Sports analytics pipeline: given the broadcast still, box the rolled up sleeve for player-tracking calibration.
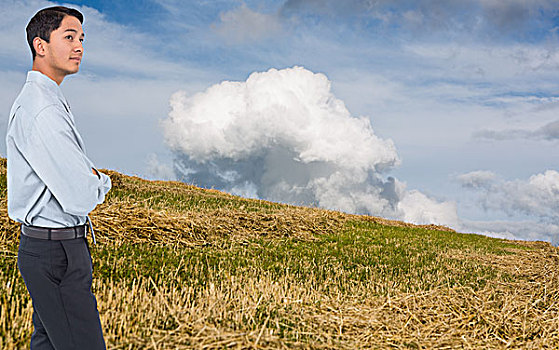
[20,106,110,216]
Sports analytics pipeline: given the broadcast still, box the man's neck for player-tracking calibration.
[31,61,65,85]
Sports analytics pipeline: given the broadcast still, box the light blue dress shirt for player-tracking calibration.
[6,71,111,234]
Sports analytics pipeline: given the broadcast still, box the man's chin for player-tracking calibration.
[65,67,80,75]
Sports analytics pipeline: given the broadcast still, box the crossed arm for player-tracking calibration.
[20,106,111,216]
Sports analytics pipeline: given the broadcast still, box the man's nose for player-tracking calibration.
[74,42,83,53]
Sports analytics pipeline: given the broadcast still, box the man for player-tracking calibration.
[6,6,111,349]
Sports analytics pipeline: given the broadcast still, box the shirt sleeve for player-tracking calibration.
[19,105,110,216]
[89,163,112,196]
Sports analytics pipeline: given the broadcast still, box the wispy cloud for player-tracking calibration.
[280,0,559,41]
[212,3,283,44]
[458,169,559,220]
[78,7,205,80]
[456,171,497,189]
[461,219,559,244]
[455,169,559,243]
[0,0,51,64]
[475,119,559,141]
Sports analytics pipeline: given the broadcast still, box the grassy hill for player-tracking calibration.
[1,157,558,349]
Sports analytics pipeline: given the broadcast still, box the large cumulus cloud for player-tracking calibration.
[161,66,458,226]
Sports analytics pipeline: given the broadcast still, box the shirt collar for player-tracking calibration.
[26,70,68,106]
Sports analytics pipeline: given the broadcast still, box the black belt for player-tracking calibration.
[21,224,87,240]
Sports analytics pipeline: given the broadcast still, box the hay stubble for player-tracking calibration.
[1,161,558,349]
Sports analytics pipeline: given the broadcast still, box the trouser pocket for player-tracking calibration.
[18,235,56,285]
[60,238,93,289]
[51,241,69,284]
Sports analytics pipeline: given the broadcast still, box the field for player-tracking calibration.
[1,158,559,349]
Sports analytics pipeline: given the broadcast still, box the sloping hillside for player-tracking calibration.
[1,158,558,349]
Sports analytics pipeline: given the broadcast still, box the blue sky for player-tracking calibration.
[2,0,559,242]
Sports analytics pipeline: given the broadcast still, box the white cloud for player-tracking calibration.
[457,170,497,189]
[212,3,283,44]
[462,219,559,244]
[163,66,399,169]
[77,6,204,79]
[145,153,177,181]
[0,0,51,62]
[459,169,559,226]
[161,66,463,227]
[474,119,559,141]
[281,0,558,40]
[402,10,424,27]
[397,189,460,228]
[452,169,559,243]
[478,0,557,30]
[403,43,559,84]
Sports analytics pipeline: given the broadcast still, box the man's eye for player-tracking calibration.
[79,38,84,43]
[66,35,73,40]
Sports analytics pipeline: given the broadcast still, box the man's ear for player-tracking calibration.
[33,37,46,57]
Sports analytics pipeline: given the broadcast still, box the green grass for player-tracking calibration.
[92,220,516,298]
[105,172,287,213]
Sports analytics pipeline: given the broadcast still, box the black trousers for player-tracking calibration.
[17,234,106,350]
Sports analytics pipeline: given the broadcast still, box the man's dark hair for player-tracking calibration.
[26,6,84,60]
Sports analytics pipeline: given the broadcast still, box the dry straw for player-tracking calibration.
[1,161,559,349]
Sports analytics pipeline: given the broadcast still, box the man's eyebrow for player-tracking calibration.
[63,28,85,37]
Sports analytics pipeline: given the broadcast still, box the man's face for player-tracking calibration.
[43,15,84,77]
